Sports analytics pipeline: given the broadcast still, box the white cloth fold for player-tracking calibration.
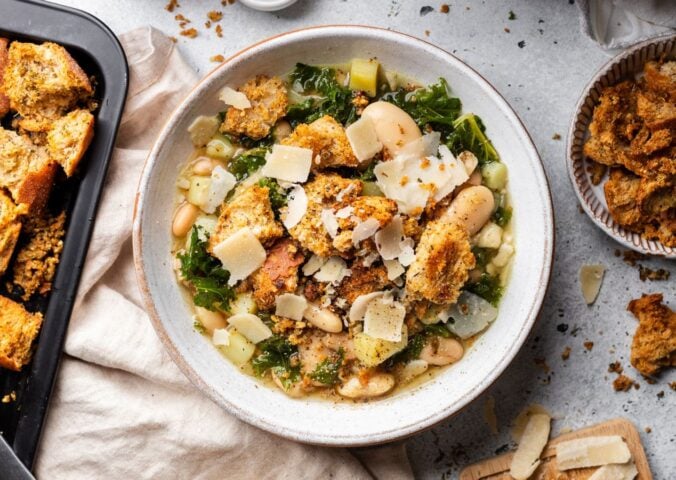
[35,26,412,480]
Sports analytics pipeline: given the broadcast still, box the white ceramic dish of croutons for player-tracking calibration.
[133,25,554,446]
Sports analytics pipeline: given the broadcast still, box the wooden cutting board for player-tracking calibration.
[459,418,652,480]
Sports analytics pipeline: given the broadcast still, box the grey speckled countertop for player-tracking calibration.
[49,0,676,478]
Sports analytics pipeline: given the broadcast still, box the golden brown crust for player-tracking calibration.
[0,295,43,371]
[336,263,391,304]
[405,220,475,304]
[282,115,359,171]
[627,293,676,377]
[209,184,284,250]
[333,196,397,253]
[643,60,676,102]
[47,108,95,176]
[5,41,92,127]
[0,38,9,117]
[221,75,288,140]
[251,238,304,310]
[0,190,24,276]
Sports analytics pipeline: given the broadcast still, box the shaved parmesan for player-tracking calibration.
[302,254,326,276]
[399,132,440,158]
[434,145,470,201]
[589,463,638,480]
[275,293,308,321]
[509,413,551,480]
[511,404,551,443]
[346,116,383,162]
[335,206,354,219]
[262,145,312,183]
[398,238,416,266]
[362,252,380,267]
[321,209,339,238]
[384,259,405,280]
[443,291,498,339]
[212,328,231,346]
[226,313,272,344]
[556,436,631,471]
[363,296,406,342]
[212,228,266,285]
[188,115,220,147]
[375,216,404,260]
[349,291,386,323]
[580,264,605,305]
[202,166,236,214]
[282,184,307,229]
[352,218,380,246]
[314,257,349,283]
[219,86,251,109]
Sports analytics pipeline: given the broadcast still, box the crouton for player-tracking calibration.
[604,168,644,230]
[332,196,397,253]
[627,293,676,377]
[0,127,56,212]
[406,220,475,304]
[4,41,92,130]
[0,38,9,117]
[282,115,359,170]
[288,174,361,257]
[47,109,95,176]
[636,89,676,131]
[209,184,284,250]
[0,190,25,276]
[221,75,288,140]
[0,295,43,371]
[644,60,676,102]
[336,262,391,303]
[251,238,304,310]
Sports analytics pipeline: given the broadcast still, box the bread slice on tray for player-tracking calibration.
[4,41,92,132]
[0,127,57,212]
[0,190,26,276]
[0,295,43,371]
[0,38,9,117]
[47,108,95,176]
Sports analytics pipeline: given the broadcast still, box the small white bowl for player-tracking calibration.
[238,0,297,12]
[567,34,676,258]
[133,26,554,446]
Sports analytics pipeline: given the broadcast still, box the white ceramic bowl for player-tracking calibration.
[133,26,554,446]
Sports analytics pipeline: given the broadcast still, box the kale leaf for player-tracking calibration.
[252,335,301,390]
[257,178,288,215]
[177,227,235,311]
[492,205,512,227]
[309,348,344,385]
[466,273,503,306]
[386,324,453,367]
[381,78,462,137]
[446,113,499,165]
[227,147,268,181]
[359,162,377,182]
[287,63,357,126]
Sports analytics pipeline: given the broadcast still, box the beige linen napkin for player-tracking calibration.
[34,26,413,480]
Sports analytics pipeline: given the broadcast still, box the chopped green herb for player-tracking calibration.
[193,321,206,334]
[359,162,377,182]
[386,323,452,367]
[252,335,301,390]
[446,113,499,165]
[257,178,288,212]
[492,206,512,227]
[472,246,496,268]
[381,78,462,137]
[227,147,267,181]
[508,10,516,20]
[466,273,503,306]
[177,227,236,311]
[309,348,344,385]
[423,324,452,338]
[217,110,226,123]
[287,63,357,126]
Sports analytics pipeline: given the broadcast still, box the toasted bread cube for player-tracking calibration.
[4,41,92,129]
[0,38,9,117]
[0,190,25,276]
[47,109,95,176]
[0,295,43,371]
[0,127,56,212]
[220,75,288,140]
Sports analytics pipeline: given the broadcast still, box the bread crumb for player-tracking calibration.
[534,357,550,373]
[165,0,179,12]
[440,4,449,13]
[180,28,198,39]
[215,25,223,38]
[584,341,594,351]
[613,374,635,391]
[504,27,511,33]
[608,361,623,373]
[552,133,561,140]
[561,346,571,360]
[627,293,676,377]
[644,426,652,433]
[208,11,223,22]
[424,30,431,37]
[638,265,670,282]
[670,381,676,391]
[205,20,212,29]
[210,55,225,63]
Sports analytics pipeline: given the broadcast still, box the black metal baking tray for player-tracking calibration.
[0,0,128,470]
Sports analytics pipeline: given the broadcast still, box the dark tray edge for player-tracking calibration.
[1,0,129,469]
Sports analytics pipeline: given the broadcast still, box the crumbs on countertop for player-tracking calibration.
[584,341,594,351]
[508,10,516,20]
[180,28,198,38]
[215,25,224,38]
[210,54,225,63]
[440,4,449,14]
[165,0,179,12]
[608,361,623,374]
[671,381,676,391]
[552,133,561,140]
[208,10,224,22]
[613,374,636,391]
[561,346,571,360]
[638,265,670,282]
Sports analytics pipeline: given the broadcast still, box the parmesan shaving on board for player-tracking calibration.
[580,264,605,305]
[509,413,551,480]
[556,435,631,471]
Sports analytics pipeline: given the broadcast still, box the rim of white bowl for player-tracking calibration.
[239,0,298,12]
[133,25,555,446]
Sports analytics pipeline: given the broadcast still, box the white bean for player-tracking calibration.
[303,304,343,333]
[337,373,395,399]
[361,101,422,156]
[192,157,215,175]
[172,202,201,237]
[273,120,292,141]
[458,151,479,175]
[399,359,429,384]
[194,306,227,333]
[468,170,482,186]
[441,185,495,235]
[420,337,464,366]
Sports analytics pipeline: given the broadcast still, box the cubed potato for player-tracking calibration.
[354,325,408,367]
[349,58,379,97]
